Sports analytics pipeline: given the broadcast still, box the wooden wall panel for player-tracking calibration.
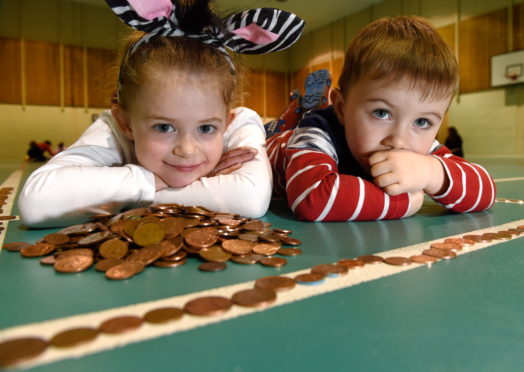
[291,68,309,95]
[265,71,287,118]
[86,47,117,108]
[63,45,84,107]
[243,69,264,117]
[25,40,60,105]
[437,24,455,52]
[514,2,524,50]
[331,57,344,90]
[0,37,21,104]
[459,9,508,93]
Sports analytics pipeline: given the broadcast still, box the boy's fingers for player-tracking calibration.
[368,151,388,166]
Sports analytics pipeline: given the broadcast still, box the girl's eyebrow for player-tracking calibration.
[145,115,223,123]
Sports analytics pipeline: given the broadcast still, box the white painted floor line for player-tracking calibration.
[495,177,524,183]
[2,217,524,370]
[0,170,23,250]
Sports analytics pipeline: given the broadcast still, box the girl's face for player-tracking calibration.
[115,71,231,188]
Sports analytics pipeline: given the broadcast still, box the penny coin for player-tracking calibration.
[423,248,456,259]
[279,236,301,246]
[294,273,325,285]
[40,256,56,265]
[444,238,475,247]
[49,327,98,348]
[143,307,184,324]
[232,288,277,308]
[95,258,124,272]
[383,256,412,266]
[199,246,232,263]
[133,222,166,246]
[338,259,365,269]
[198,262,227,272]
[230,253,265,264]
[184,296,233,316]
[259,257,287,267]
[238,233,259,242]
[57,248,94,259]
[99,315,143,334]
[99,238,128,259]
[430,242,461,251]
[127,244,163,265]
[3,242,32,252]
[242,221,265,231]
[43,233,70,246]
[106,261,144,280]
[255,276,296,292]
[54,255,93,273]
[273,228,292,234]
[409,254,437,265]
[154,258,187,268]
[222,239,253,255]
[277,248,302,256]
[357,254,384,264]
[0,337,48,367]
[493,232,512,240]
[463,234,489,243]
[77,231,111,246]
[159,238,182,257]
[252,242,279,256]
[20,243,55,258]
[311,264,348,277]
[184,230,217,249]
[162,250,187,262]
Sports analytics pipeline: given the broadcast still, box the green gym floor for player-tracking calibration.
[1,158,523,372]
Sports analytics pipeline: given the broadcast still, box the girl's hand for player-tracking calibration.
[154,173,169,192]
[209,147,258,176]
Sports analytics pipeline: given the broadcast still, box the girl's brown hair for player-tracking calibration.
[338,16,458,101]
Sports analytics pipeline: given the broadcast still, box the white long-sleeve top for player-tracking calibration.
[18,107,272,227]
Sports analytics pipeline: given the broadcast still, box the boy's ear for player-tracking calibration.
[330,88,345,125]
[111,104,134,141]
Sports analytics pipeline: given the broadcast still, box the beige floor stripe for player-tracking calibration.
[2,218,524,370]
[0,170,22,250]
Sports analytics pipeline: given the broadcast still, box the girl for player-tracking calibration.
[18,0,304,227]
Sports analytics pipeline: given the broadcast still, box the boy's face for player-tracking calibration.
[114,72,230,188]
[331,77,451,174]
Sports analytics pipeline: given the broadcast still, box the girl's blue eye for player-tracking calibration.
[372,109,390,120]
[198,124,216,134]
[414,118,431,129]
[154,123,174,133]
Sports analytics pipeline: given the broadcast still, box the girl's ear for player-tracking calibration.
[226,110,236,128]
[330,88,346,125]
[111,104,134,141]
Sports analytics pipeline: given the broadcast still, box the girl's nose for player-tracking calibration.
[172,135,196,157]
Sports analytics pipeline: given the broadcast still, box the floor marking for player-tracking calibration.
[495,176,524,183]
[0,170,23,250]
[2,218,524,370]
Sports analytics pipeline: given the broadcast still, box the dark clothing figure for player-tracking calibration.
[27,141,47,162]
[445,127,464,157]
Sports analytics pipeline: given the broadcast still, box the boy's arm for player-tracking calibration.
[429,145,496,212]
[284,147,413,221]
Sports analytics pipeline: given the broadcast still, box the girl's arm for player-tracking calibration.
[18,116,156,227]
[154,107,272,218]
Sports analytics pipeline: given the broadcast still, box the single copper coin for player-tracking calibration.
[57,222,98,235]
[143,307,184,324]
[232,288,277,308]
[430,242,462,251]
[184,230,217,249]
[127,244,163,265]
[54,255,93,273]
[294,273,325,285]
[0,215,15,221]
[49,327,98,348]
[43,233,70,246]
[255,276,296,292]
[56,248,94,259]
[199,246,232,263]
[154,258,187,268]
[242,221,265,231]
[99,238,129,259]
[198,262,227,272]
[423,248,456,260]
[162,250,187,262]
[184,296,233,316]
[463,234,489,243]
[106,261,144,280]
[222,239,254,255]
[40,255,56,266]
[259,257,287,267]
[357,254,384,264]
[277,248,302,256]
[230,254,258,264]
[99,315,143,334]
[20,242,55,258]
[159,238,182,257]
[77,231,111,246]
[383,256,412,266]
[252,242,280,256]
[3,241,31,252]
[133,222,166,246]
[444,238,475,247]
[311,264,348,277]
[0,337,48,367]
[409,254,437,265]
[279,235,301,246]
[95,258,125,272]
[338,258,365,269]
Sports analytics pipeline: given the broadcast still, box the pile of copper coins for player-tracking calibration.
[0,187,15,236]
[3,204,302,280]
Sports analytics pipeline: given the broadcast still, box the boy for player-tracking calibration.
[267,16,495,221]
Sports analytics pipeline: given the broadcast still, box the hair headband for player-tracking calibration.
[105,0,305,69]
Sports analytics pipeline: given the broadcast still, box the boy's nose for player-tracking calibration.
[383,128,407,149]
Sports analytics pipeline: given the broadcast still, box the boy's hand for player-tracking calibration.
[369,149,446,196]
[209,147,258,176]
[405,190,424,217]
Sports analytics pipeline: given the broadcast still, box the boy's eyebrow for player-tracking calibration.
[367,98,443,120]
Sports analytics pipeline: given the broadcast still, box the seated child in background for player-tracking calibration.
[267,15,495,221]
[18,0,305,227]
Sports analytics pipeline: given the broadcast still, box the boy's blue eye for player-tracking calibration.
[154,123,174,133]
[198,124,216,134]
[414,118,431,129]
[372,109,390,120]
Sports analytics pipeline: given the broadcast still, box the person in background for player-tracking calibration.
[26,141,47,162]
[444,126,464,157]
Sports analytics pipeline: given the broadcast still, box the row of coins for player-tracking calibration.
[1,223,523,367]
[0,187,15,236]
[4,204,302,279]
[496,197,524,205]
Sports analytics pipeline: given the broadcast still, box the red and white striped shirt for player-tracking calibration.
[266,107,496,221]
